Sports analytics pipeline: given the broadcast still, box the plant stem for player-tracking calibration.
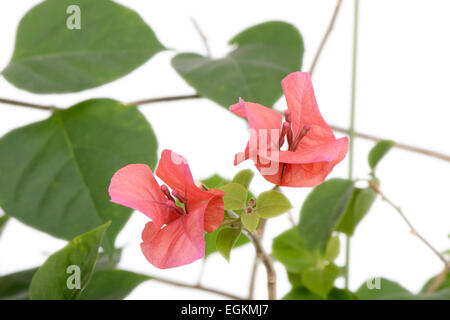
[228,210,276,300]
[247,218,268,299]
[0,98,53,111]
[370,181,450,271]
[309,0,343,76]
[129,94,200,106]
[151,275,244,300]
[345,0,360,291]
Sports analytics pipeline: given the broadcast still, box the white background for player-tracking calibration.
[0,0,449,299]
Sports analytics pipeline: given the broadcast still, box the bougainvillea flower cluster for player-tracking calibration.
[109,150,225,269]
[230,72,348,187]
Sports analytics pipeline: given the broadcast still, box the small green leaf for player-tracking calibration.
[2,0,165,93]
[219,183,248,210]
[368,140,395,171]
[30,222,111,300]
[172,21,303,109]
[232,169,254,190]
[216,226,242,261]
[336,187,377,236]
[325,236,340,262]
[356,278,411,300]
[241,211,260,232]
[298,179,354,253]
[301,264,339,299]
[80,270,150,300]
[0,99,157,257]
[204,225,249,258]
[201,174,229,189]
[256,190,292,218]
[272,228,316,273]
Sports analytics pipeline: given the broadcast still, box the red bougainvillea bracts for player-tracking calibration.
[108,149,225,269]
[230,72,349,187]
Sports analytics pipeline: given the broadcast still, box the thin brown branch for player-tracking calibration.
[0,98,53,111]
[309,0,343,75]
[330,124,450,162]
[248,219,268,299]
[191,17,212,58]
[129,93,200,106]
[228,210,276,300]
[370,181,450,270]
[151,275,244,300]
[427,267,449,293]
[1,94,449,163]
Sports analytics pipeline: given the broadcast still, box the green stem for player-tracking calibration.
[345,0,359,291]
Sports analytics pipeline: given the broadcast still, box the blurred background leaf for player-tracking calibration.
[2,0,165,93]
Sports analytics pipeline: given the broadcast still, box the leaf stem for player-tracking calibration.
[345,0,360,291]
[0,98,53,111]
[228,210,276,300]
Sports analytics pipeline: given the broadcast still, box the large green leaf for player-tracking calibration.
[0,99,157,256]
[298,179,354,253]
[356,278,411,300]
[272,227,316,273]
[0,249,121,300]
[0,214,9,238]
[2,0,165,93]
[80,270,150,300]
[172,21,303,108]
[30,222,110,300]
[335,187,377,236]
[219,183,248,211]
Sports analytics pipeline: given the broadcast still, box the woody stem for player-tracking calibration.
[228,210,276,300]
[369,181,450,271]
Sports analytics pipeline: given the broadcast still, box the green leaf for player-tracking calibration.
[216,226,242,261]
[232,169,254,190]
[0,249,121,300]
[80,270,150,300]
[301,263,339,299]
[335,187,377,236]
[298,179,354,253]
[30,222,110,300]
[272,228,316,273]
[325,235,340,262]
[256,190,292,218]
[0,99,157,257]
[0,268,36,300]
[0,213,9,237]
[368,140,395,171]
[241,211,260,232]
[420,272,450,293]
[219,183,248,211]
[201,174,229,189]
[356,278,411,300]
[172,21,303,108]
[204,225,249,258]
[283,286,355,300]
[2,0,165,93]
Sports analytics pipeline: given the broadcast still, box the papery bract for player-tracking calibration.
[230,72,348,187]
[108,149,225,269]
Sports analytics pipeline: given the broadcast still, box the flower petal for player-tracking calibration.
[156,149,210,206]
[108,164,174,229]
[140,205,206,269]
[282,72,335,144]
[203,189,225,233]
[230,99,282,130]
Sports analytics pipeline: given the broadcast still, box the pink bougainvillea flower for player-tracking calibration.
[230,72,349,187]
[108,150,225,269]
